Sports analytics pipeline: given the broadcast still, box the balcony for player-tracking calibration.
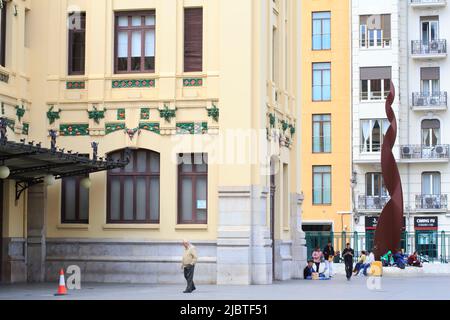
[415,194,448,212]
[411,40,447,59]
[400,144,450,162]
[410,0,447,8]
[358,195,390,212]
[412,92,448,111]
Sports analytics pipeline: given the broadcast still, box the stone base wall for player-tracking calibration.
[1,238,27,283]
[45,239,217,284]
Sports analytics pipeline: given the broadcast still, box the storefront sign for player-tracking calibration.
[414,216,438,230]
[365,216,406,230]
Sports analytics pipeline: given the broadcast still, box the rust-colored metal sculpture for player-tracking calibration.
[373,81,404,260]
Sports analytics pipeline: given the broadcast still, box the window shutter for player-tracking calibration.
[184,8,203,72]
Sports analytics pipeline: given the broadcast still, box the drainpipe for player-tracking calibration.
[406,1,412,236]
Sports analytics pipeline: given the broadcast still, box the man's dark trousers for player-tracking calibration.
[184,265,196,292]
[345,260,353,279]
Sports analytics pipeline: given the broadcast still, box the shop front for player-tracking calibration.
[365,216,407,252]
[414,216,438,259]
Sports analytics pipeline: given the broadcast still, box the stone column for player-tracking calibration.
[217,186,272,285]
[26,184,47,282]
[290,192,306,279]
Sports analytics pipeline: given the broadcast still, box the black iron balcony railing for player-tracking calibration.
[411,39,447,55]
[412,92,447,108]
[416,194,448,210]
[358,195,390,210]
[410,0,447,5]
[401,144,450,160]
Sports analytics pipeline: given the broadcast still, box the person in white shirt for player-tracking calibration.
[362,251,375,276]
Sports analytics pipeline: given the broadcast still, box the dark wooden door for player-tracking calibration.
[270,171,276,279]
[0,181,3,282]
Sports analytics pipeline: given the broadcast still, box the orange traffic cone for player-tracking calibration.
[54,269,68,296]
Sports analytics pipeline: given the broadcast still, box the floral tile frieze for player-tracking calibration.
[117,108,126,121]
[106,123,126,135]
[140,108,150,120]
[66,81,86,90]
[176,122,208,135]
[183,78,203,87]
[139,122,160,134]
[112,79,156,89]
[22,123,29,135]
[60,124,89,136]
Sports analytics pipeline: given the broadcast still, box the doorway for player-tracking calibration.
[270,163,276,279]
[0,181,3,283]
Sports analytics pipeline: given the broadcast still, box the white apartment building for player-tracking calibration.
[352,0,450,261]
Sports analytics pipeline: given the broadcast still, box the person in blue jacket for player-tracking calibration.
[393,249,406,269]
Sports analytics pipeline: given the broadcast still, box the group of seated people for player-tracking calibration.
[304,248,424,279]
[380,250,423,269]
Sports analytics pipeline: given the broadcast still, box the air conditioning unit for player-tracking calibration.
[435,145,445,155]
[402,146,413,158]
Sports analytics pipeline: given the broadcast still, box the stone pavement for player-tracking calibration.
[0,275,449,300]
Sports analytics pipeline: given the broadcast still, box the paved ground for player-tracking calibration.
[1,275,449,300]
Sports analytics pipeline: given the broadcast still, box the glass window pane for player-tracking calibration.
[79,183,89,221]
[110,178,121,220]
[132,16,142,27]
[123,178,134,220]
[145,15,155,26]
[150,152,160,172]
[323,70,331,86]
[323,173,331,204]
[136,178,147,220]
[194,154,207,172]
[132,31,141,57]
[137,150,147,173]
[313,86,322,101]
[313,122,321,153]
[145,30,155,57]
[181,177,193,222]
[64,178,76,221]
[323,122,331,152]
[313,70,322,86]
[118,31,128,58]
[196,177,207,222]
[312,35,322,50]
[313,174,322,204]
[312,20,322,35]
[118,16,128,27]
[150,178,160,221]
[323,19,331,35]
[124,151,134,173]
[322,85,331,101]
[322,34,331,50]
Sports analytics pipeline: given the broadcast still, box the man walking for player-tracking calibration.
[181,240,198,293]
[323,241,335,278]
[342,243,354,281]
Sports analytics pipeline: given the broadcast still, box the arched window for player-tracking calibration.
[107,149,160,223]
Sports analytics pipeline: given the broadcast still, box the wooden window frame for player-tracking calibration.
[0,1,7,67]
[107,149,160,224]
[312,165,332,205]
[114,10,156,74]
[312,114,331,153]
[177,153,208,224]
[61,175,89,224]
[68,12,86,75]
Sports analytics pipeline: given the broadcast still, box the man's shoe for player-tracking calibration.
[192,287,196,291]
[183,290,192,293]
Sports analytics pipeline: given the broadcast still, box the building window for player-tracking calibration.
[312,114,331,153]
[421,17,439,45]
[178,153,208,224]
[68,12,86,75]
[107,149,160,223]
[422,172,441,196]
[361,119,389,153]
[114,11,155,74]
[421,119,440,147]
[421,67,440,96]
[312,12,331,50]
[366,173,387,197]
[312,62,331,101]
[359,14,391,48]
[360,67,391,101]
[0,1,7,67]
[184,7,203,72]
[313,166,331,205]
[61,176,89,224]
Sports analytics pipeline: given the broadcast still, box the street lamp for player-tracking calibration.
[0,165,10,179]
[80,177,91,189]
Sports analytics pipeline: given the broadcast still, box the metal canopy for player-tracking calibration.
[0,125,129,200]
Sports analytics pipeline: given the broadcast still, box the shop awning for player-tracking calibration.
[0,132,128,200]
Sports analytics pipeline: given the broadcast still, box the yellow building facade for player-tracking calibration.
[300,1,352,248]
[0,0,306,284]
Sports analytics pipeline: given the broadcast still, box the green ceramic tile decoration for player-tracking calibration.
[59,124,89,136]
